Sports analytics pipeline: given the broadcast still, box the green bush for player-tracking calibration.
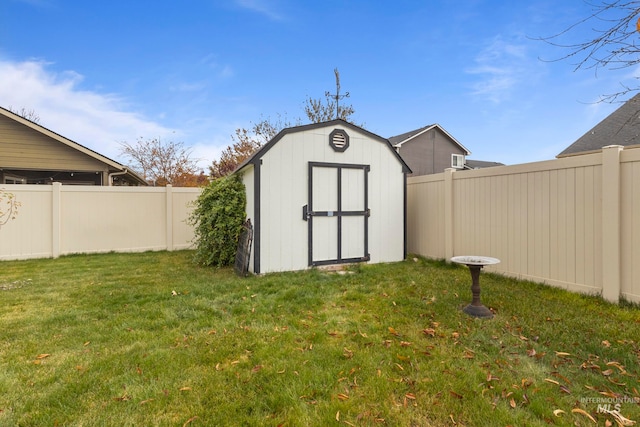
[188,174,246,266]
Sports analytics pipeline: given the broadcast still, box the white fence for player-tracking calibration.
[4,146,640,305]
[0,183,200,260]
[407,145,640,304]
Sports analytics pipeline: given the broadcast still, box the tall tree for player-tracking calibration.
[209,115,295,179]
[210,69,360,179]
[538,1,640,101]
[119,137,200,186]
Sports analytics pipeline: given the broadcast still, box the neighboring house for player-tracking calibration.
[235,119,411,274]
[558,93,640,158]
[389,124,471,176]
[0,106,146,186]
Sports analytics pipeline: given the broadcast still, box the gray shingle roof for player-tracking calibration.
[558,93,640,157]
[388,125,434,145]
[464,159,504,169]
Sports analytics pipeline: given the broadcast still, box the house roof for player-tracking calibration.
[558,93,640,158]
[236,119,412,173]
[464,159,504,169]
[0,106,147,185]
[388,123,471,155]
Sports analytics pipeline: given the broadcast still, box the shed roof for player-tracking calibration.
[0,106,147,185]
[236,119,411,173]
[558,93,640,157]
[388,123,471,155]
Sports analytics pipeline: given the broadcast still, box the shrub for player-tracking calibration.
[188,174,246,266]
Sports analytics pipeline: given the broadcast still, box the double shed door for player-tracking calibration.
[305,162,370,267]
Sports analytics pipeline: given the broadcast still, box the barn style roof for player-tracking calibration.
[558,93,640,158]
[236,119,412,173]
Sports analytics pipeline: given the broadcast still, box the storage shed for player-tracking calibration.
[236,119,411,274]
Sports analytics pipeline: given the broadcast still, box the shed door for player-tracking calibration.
[305,162,370,267]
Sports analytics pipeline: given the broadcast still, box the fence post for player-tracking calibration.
[52,182,61,258]
[601,145,622,303]
[166,184,173,251]
[444,168,455,261]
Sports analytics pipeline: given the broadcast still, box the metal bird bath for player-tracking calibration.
[450,256,500,319]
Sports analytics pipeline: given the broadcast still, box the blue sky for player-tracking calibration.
[1,0,636,169]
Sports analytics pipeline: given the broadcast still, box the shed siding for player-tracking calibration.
[0,115,106,171]
[256,126,405,273]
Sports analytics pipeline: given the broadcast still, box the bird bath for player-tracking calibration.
[450,256,500,319]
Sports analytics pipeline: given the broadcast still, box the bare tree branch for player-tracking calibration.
[119,138,200,186]
[535,0,640,101]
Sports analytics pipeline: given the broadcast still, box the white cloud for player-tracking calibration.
[467,36,532,104]
[234,0,285,20]
[0,59,174,163]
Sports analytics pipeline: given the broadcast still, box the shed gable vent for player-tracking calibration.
[329,129,349,152]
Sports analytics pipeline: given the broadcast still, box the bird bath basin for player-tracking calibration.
[450,256,500,319]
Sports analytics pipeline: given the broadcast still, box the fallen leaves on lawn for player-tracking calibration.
[599,408,637,426]
[422,328,436,337]
[571,408,597,423]
[182,416,199,426]
[449,390,463,399]
[33,353,51,365]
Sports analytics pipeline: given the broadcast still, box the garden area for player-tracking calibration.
[0,250,639,426]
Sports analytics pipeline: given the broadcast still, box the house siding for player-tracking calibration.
[0,115,107,171]
[398,128,466,176]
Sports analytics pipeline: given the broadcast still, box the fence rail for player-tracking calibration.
[0,183,200,261]
[407,145,640,304]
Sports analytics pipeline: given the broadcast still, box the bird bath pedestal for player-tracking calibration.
[450,256,500,319]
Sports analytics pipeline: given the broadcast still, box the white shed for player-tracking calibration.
[236,119,411,274]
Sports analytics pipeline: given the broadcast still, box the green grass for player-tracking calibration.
[0,251,639,426]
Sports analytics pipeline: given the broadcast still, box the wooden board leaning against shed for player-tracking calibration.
[234,219,253,276]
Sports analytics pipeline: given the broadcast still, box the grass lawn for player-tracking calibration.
[1,251,639,426]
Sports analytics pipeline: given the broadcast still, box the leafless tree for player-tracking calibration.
[120,137,200,186]
[210,70,362,179]
[537,0,640,102]
[8,106,41,124]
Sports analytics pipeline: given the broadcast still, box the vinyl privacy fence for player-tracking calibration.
[0,183,200,260]
[407,145,640,304]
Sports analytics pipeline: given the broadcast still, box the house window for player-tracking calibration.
[452,154,465,169]
[329,129,349,152]
[3,174,25,184]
